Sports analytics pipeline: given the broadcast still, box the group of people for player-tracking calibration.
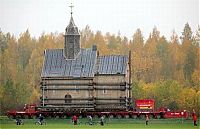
[145,112,198,127]
[72,115,105,126]
[15,113,198,126]
[15,114,45,125]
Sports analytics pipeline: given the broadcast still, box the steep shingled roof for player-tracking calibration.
[41,48,128,78]
[97,55,128,74]
[41,48,97,78]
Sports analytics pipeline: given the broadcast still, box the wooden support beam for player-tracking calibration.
[44,103,94,105]
[41,87,93,90]
[37,105,94,108]
[41,87,127,90]
[41,77,93,80]
[41,82,126,86]
[44,98,93,100]
[44,97,126,100]
[95,102,126,105]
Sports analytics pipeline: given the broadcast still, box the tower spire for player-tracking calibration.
[69,3,74,17]
[64,2,80,59]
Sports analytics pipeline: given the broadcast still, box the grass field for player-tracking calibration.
[1,116,199,129]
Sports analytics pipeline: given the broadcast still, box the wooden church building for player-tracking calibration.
[40,7,132,112]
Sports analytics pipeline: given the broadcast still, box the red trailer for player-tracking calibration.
[7,100,189,119]
[163,110,189,118]
[7,104,38,119]
[135,99,155,110]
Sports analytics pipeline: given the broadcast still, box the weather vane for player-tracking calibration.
[69,3,74,17]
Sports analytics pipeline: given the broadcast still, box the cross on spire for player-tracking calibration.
[69,3,74,17]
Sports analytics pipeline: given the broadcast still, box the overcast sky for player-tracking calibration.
[0,0,199,40]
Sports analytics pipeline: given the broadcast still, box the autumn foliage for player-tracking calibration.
[0,23,199,115]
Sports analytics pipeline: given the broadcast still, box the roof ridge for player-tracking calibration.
[99,54,128,57]
[46,48,63,50]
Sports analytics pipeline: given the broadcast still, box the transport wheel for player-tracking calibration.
[29,115,33,119]
[7,115,14,119]
[156,115,161,119]
[63,115,68,119]
[59,115,64,119]
[94,115,99,119]
[16,115,22,119]
[32,115,36,119]
[44,115,50,119]
[125,115,129,119]
[139,115,145,119]
[131,115,137,119]
[149,114,154,119]
[117,115,122,119]
[109,115,114,119]
[51,115,56,119]
[78,115,83,119]
[24,115,29,119]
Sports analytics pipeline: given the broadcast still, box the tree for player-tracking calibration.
[0,30,8,53]
[181,23,192,42]
[181,23,198,82]
[3,35,18,82]
[169,31,184,82]
[81,25,94,48]
[0,25,199,115]
[18,30,34,70]
[178,88,196,111]
[153,81,181,109]
[131,28,144,53]
[0,31,9,85]
[156,36,172,79]
[144,27,161,82]
[1,79,17,113]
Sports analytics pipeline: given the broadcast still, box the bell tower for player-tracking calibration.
[64,3,80,59]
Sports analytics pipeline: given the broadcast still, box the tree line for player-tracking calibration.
[0,23,199,115]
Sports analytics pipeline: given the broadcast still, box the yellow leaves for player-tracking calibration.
[3,37,18,82]
[142,83,156,99]
[0,85,4,100]
[178,88,197,110]
[191,70,200,89]
[0,25,199,114]
[132,80,199,114]
[29,87,40,103]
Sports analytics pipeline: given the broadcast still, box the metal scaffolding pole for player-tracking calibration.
[42,84,45,106]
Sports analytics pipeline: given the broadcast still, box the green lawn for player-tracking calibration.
[1,117,199,129]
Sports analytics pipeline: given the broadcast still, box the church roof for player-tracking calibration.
[97,55,128,75]
[41,48,128,78]
[41,48,96,78]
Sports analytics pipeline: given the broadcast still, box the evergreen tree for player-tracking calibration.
[181,23,198,82]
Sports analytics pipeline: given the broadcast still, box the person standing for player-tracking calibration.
[100,116,104,126]
[145,115,149,125]
[38,114,44,125]
[72,115,78,125]
[16,117,22,125]
[88,115,93,125]
[193,113,198,126]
